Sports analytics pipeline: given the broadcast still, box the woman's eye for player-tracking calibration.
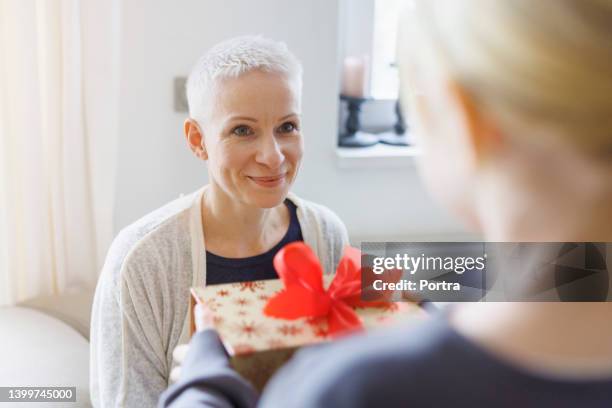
[232,125,253,137]
[278,121,298,134]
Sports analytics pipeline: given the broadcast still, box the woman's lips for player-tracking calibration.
[247,173,287,188]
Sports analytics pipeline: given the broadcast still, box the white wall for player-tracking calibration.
[114,0,468,243]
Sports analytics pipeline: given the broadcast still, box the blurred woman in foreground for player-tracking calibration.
[161,1,612,406]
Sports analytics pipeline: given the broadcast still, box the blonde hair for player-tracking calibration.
[403,0,612,158]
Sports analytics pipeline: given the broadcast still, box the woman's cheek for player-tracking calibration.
[277,136,303,159]
[282,136,303,168]
[217,142,250,172]
[410,96,457,208]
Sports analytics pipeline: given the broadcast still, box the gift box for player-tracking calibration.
[190,242,425,390]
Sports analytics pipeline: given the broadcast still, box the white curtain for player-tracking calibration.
[0,0,119,306]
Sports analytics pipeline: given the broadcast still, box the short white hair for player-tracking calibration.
[186,35,303,121]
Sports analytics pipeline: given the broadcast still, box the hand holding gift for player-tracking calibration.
[188,242,423,390]
[170,302,215,383]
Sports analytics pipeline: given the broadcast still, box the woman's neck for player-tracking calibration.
[452,302,612,378]
[455,149,612,378]
[201,183,289,257]
[475,147,612,242]
[480,197,612,241]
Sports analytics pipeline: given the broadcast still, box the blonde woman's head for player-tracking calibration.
[398,0,612,240]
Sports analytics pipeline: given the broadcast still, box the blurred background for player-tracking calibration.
[0,0,470,405]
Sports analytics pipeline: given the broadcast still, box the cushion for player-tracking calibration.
[0,307,91,406]
[18,287,95,341]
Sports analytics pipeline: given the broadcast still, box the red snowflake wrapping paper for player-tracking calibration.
[190,276,424,390]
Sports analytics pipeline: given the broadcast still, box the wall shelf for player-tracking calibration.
[335,144,421,169]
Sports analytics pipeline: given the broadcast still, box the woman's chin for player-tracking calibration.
[250,195,287,209]
[243,187,290,209]
[241,177,292,208]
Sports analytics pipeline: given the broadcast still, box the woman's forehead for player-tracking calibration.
[210,71,301,121]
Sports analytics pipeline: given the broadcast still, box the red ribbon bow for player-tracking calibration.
[264,242,381,336]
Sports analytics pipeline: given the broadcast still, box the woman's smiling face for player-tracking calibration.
[197,69,303,208]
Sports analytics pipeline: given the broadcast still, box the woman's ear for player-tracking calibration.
[446,81,505,164]
[184,118,208,161]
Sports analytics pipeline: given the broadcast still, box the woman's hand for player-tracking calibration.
[169,303,216,383]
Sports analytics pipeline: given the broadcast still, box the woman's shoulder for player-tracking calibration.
[102,189,202,284]
[260,316,453,407]
[287,193,348,240]
[263,312,612,408]
[287,193,350,274]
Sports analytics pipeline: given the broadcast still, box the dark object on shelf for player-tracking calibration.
[379,99,410,146]
[338,95,379,148]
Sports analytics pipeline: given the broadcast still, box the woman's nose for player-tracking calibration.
[256,134,284,168]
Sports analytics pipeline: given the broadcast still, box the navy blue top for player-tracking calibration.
[204,200,303,285]
[159,311,612,408]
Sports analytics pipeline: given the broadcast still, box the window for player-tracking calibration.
[339,0,405,100]
[370,0,404,100]
[337,0,418,166]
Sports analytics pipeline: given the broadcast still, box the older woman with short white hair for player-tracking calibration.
[89,36,349,408]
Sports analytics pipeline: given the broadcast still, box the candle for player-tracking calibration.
[341,55,369,98]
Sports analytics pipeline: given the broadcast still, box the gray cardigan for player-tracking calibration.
[90,186,349,407]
